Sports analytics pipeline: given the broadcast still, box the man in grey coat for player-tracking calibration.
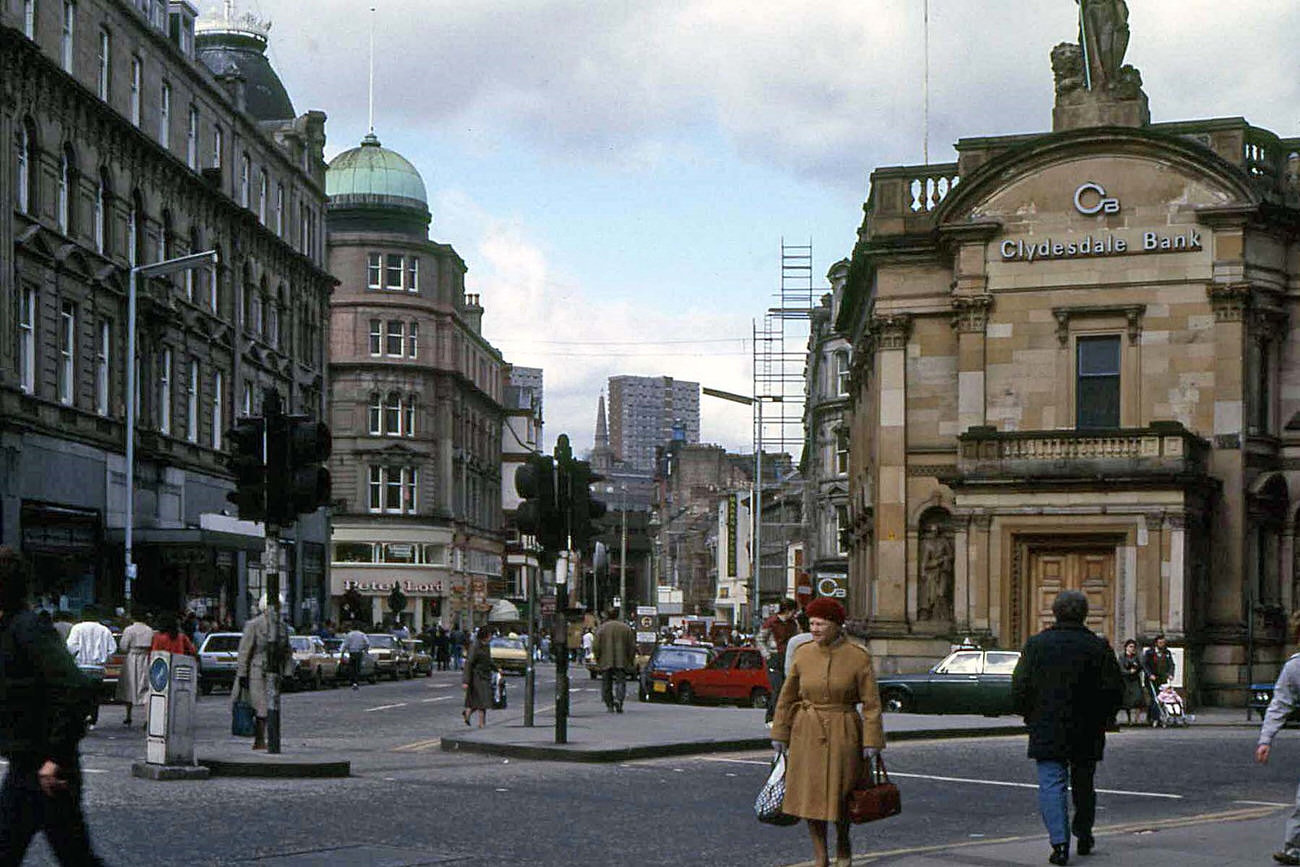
[1255,611,1300,865]
[593,608,636,714]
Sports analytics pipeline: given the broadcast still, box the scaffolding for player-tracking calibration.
[750,240,819,626]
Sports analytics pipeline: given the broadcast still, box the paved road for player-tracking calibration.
[12,673,1298,865]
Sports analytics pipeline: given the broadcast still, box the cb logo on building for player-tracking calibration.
[1074,182,1120,215]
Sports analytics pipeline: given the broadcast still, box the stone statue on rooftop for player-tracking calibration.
[1076,0,1130,91]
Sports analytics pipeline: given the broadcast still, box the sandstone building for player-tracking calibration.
[325,132,507,631]
[841,22,1300,704]
[1,1,331,623]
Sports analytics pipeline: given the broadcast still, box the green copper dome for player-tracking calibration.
[326,133,428,208]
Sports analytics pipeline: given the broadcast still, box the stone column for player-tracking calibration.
[970,514,993,637]
[1206,283,1249,634]
[871,314,911,632]
[1164,512,1187,640]
[952,295,992,433]
[952,513,971,633]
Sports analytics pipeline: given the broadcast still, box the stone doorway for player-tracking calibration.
[1022,541,1118,648]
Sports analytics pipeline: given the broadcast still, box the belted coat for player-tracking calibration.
[771,637,885,821]
[234,610,292,717]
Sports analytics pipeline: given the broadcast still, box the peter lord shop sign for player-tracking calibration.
[999,183,1202,263]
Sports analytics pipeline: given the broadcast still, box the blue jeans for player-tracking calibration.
[1036,759,1097,846]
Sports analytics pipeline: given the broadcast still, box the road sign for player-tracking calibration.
[540,594,557,616]
[816,572,848,599]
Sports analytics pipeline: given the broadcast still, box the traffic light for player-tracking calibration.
[285,417,333,516]
[225,416,266,521]
[515,453,562,553]
[567,459,606,553]
[263,388,332,526]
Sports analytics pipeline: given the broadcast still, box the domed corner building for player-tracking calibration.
[838,15,1300,707]
[324,132,510,633]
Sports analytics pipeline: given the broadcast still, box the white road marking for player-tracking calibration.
[886,771,1183,800]
[363,702,407,712]
[1234,799,1292,808]
[421,696,452,703]
[700,758,1183,800]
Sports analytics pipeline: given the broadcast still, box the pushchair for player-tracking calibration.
[492,670,508,710]
[1149,680,1189,727]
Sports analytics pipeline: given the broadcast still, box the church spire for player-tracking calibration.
[594,393,609,449]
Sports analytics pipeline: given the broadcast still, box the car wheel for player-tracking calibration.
[314,670,323,691]
[882,689,912,713]
[749,688,770,709]
[676,683,693,705]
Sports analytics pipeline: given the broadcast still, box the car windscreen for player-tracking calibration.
[367,635,396,649]
[653,648,709,670]
[491,638,524,650]
[289,637,312,652]
[202,635,240,653]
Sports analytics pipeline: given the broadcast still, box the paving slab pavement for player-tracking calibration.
[441,699,1028,761]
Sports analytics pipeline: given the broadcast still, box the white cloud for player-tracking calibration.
[439,190,758,454]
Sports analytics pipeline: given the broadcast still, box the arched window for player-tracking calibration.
[93,167,110,255]
[384,391,402,436]
[186,223,201,301]
[16,119,36,214]
[257,169,268,223]
[404,395,416,437]
[57,143,74,235]
[368,392,382,435]
[128,189,145,267]
[239,153,250,208]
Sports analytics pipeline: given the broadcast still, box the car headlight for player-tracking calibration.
[1256,692,1272,703]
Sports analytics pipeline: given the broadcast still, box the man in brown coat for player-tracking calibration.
[593,608,636,713]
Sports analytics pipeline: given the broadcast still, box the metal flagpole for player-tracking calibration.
[922,0,929,165]
[1079,1,1093,91]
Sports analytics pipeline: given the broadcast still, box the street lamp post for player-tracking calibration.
[124,251,218,604]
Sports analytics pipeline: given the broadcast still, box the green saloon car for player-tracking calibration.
[876,649,1021,716]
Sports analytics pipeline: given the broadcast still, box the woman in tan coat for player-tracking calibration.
[771,598,885,867]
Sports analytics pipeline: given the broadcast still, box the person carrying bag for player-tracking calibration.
[755,751,800,826]
[845,754,902,824]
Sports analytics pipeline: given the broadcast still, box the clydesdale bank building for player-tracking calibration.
[839,29,1300,706]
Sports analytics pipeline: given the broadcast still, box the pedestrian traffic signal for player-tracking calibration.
[515,453,562,553]
[567,459,606,553]
[225,417,266,522]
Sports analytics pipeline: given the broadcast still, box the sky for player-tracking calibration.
[209,1,1300,455]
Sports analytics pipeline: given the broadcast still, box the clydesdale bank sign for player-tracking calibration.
[998,182,1203,263]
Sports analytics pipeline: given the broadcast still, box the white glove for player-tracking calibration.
[862,746,882,760]
[771,740,788,756]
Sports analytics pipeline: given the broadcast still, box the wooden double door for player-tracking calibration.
[1026,545,1116,647]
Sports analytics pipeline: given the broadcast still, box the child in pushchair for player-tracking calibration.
[1150,680,1188,727]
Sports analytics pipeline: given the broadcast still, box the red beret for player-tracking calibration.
[804,598,846,624]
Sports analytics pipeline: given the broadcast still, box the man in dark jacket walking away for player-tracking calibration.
[593,608,636,713]
[0,547,105,865]
[1011,590,1123,866]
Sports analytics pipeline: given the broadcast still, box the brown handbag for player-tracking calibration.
[846,755,902,824]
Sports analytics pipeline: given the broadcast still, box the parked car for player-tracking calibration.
[366,634,413,680]
[287,635,337,690]
[402,640,433,677]
[875,649,1021,716]
[197,632,243,695]
[668,646,771,708]
[639,641,715,702]
[323,637,377,684]
[489,635,528,675]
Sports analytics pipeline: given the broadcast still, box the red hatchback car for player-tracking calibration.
[669,646,771,708]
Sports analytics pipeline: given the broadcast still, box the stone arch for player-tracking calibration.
[1250,473,1289,609]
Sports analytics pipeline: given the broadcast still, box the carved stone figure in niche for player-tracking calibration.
[918,521,954,622]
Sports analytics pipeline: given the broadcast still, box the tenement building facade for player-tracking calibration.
[325,132,506,632]
[841,21,1300,704]
[1,1,331,623]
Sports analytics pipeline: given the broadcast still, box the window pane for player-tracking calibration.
[1077,336,1120,376]
[1076,376,1120,429]
[369,320,381,355]
[385,254,403,289]
[369,467,383,511]
[367,253,381,288]
[386,321,403,355]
